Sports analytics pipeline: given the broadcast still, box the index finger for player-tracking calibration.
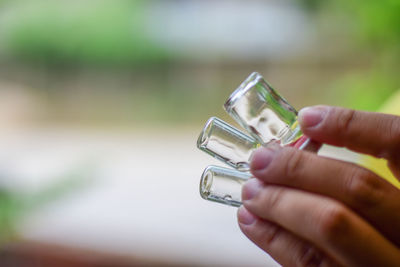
[298,106,400,161]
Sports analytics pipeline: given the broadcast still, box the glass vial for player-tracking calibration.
[224,72,302,146]
[197,117,260,171]
[197,72,322,208]
[200,165,252,207]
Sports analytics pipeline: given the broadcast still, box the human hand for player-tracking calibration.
[237,106,400,266]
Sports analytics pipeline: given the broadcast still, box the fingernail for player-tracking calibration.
[298,106,327,128]
[250,148,275,171]
[242,178,262,201]
[238,206,256,225]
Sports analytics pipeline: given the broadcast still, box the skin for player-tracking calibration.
[237,106,400,267]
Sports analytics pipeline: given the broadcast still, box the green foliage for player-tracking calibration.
[326,72,399,111]
[299,0,400,110]
[296,0,325,12]
[301,0,400,47]
[0,190,21,242]
[0,165,93,244]
[332,0,400,53]
[1,0,168,65]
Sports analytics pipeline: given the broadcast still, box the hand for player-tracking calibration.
[237,106,400,267]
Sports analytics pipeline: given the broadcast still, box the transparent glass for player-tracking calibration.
[200,165,252,207]
[197,117,260,171]
[224,72,302,146]
[197,72,321,208]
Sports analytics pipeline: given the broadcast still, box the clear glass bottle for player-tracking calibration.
[224,72,302,146]
[197,117,260,171]
[200,165,252,207]
[197,72,320,207]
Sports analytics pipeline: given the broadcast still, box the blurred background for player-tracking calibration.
[0,0,399,266]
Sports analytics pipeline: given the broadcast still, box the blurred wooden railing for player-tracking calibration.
[0,241,197,267]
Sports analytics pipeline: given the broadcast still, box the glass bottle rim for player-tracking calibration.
[224,72,263,113]
[199,165,214,199]
[197,116,216,149]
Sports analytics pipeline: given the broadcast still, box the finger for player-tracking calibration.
[250,146,400,246]
[237,206,339,267]
[388,160,400,181]
[242,181,400,267]
[298,106,400,162]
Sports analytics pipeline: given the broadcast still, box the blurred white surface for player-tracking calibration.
[0,128,278,266]
[146,0,314,61]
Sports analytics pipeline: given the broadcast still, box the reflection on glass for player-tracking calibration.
[197,117,260,171]
[200,165,252,207]
[224,72,302,146]
[198,72,321,208]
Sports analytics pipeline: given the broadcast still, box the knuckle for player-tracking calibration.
[263,223,282,247]
[296,245,324,267]
[387,116,400,157]
[387,116,400,139]
[280,148,305,180]
[317,204,349,241]
[345,168,383,209]
[263,186,286,211]
[333,108,357,136]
